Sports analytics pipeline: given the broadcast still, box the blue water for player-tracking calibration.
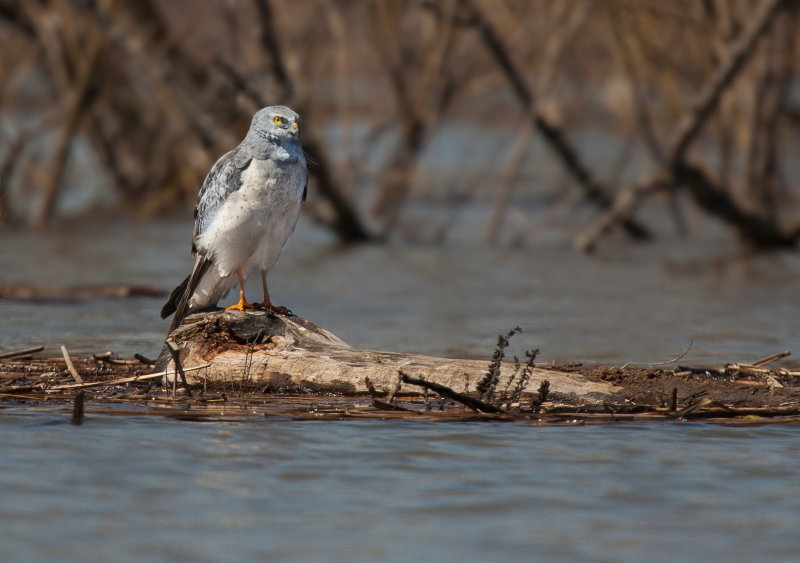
[2,215,799,562]
[1,216,799,366]
[2,409,799,562]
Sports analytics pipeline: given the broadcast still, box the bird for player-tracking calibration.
[161,105,308,333]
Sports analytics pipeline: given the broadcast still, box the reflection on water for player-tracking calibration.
[0,213,798,365]
[1,411,799,562]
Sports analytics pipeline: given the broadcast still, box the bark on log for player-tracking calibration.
[158,310,620,399]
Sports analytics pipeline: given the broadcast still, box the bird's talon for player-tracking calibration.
[225,300,257,312]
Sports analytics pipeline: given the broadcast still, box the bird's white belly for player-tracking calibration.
[196,160,305,280]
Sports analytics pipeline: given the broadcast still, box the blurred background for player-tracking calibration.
[0,0,798,364]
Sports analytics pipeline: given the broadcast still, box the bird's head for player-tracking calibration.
[249,105,301,145]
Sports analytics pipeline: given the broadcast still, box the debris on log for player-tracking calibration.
[1,312,798,424]
[156,310,617,400]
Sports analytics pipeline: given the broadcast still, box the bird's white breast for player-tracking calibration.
[196,158,306,279]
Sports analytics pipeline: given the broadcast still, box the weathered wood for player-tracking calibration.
[158,310,621,399]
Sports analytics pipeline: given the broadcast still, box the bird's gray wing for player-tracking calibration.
[162,147,252,332]
[191,147,253,253]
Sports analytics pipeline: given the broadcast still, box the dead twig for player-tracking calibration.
[165,338,192,397]
[401,372,503,414]
[134,353,157,365]
[752,350,791,367]
[0,346,45,360]
[46,363,211,391]
[60,345,83,384]
[365,376,414,412]
[622,340,694,368]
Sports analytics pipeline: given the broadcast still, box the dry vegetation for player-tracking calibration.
[0,0,799,250]
[1,317,799,425]
[1,341,800,425]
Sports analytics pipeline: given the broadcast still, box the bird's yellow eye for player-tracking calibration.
[272,116,284,125]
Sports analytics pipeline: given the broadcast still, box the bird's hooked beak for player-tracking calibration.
[293,121,299,131]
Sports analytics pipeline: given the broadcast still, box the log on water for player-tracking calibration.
[158,310,621,399]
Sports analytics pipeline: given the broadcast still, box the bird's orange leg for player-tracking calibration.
[255,270,291,315]
[225,271,257,312]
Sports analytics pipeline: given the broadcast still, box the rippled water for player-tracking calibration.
[2,408,799,562]
[1,214,798,365]
[2,214,799,561]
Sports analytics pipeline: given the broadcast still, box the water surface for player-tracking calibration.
[1,214,798,366]
[1,410,799,562]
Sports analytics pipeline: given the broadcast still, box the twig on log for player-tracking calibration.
[386,373,403,404]
[165,338,192,397]
[401,372,503,413]
[365,375,414,411]
[134,353,157,365]
[0,346,45,360]
[47,363,211,391]
[60,345,83,384]
[752,351,791,367]
[671,397,716,418]
[623,341,694,369]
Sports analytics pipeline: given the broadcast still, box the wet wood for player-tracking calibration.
[0,314,798,424]
[158,310,620,399]
[60,345,83,384]
[0,345,45,360]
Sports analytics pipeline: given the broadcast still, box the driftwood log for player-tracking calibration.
[158,310,620,399]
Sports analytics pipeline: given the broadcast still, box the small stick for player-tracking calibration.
[623,341,694,368]
[400,372,503,413]
[365,376,411,411]
[165,338,192,397]
[669,387,678,412]
[71,391,85,425]
[372,399,415,412]
[134,353,157,365]
[671,397,714,418]
[0,346,45,360]
[386,373,403,404]
[93,354,141,365]
[650,340,693,366]
[60,345,83,384]
[752,351,790,367]
[46,363,211,391]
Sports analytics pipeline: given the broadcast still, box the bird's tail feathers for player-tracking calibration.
[166,256,212,334]
[160,274,190,319]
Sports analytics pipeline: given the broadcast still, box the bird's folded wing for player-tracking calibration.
[193,147,254,248]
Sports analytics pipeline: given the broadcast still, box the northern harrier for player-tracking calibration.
[161,106,307,333]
